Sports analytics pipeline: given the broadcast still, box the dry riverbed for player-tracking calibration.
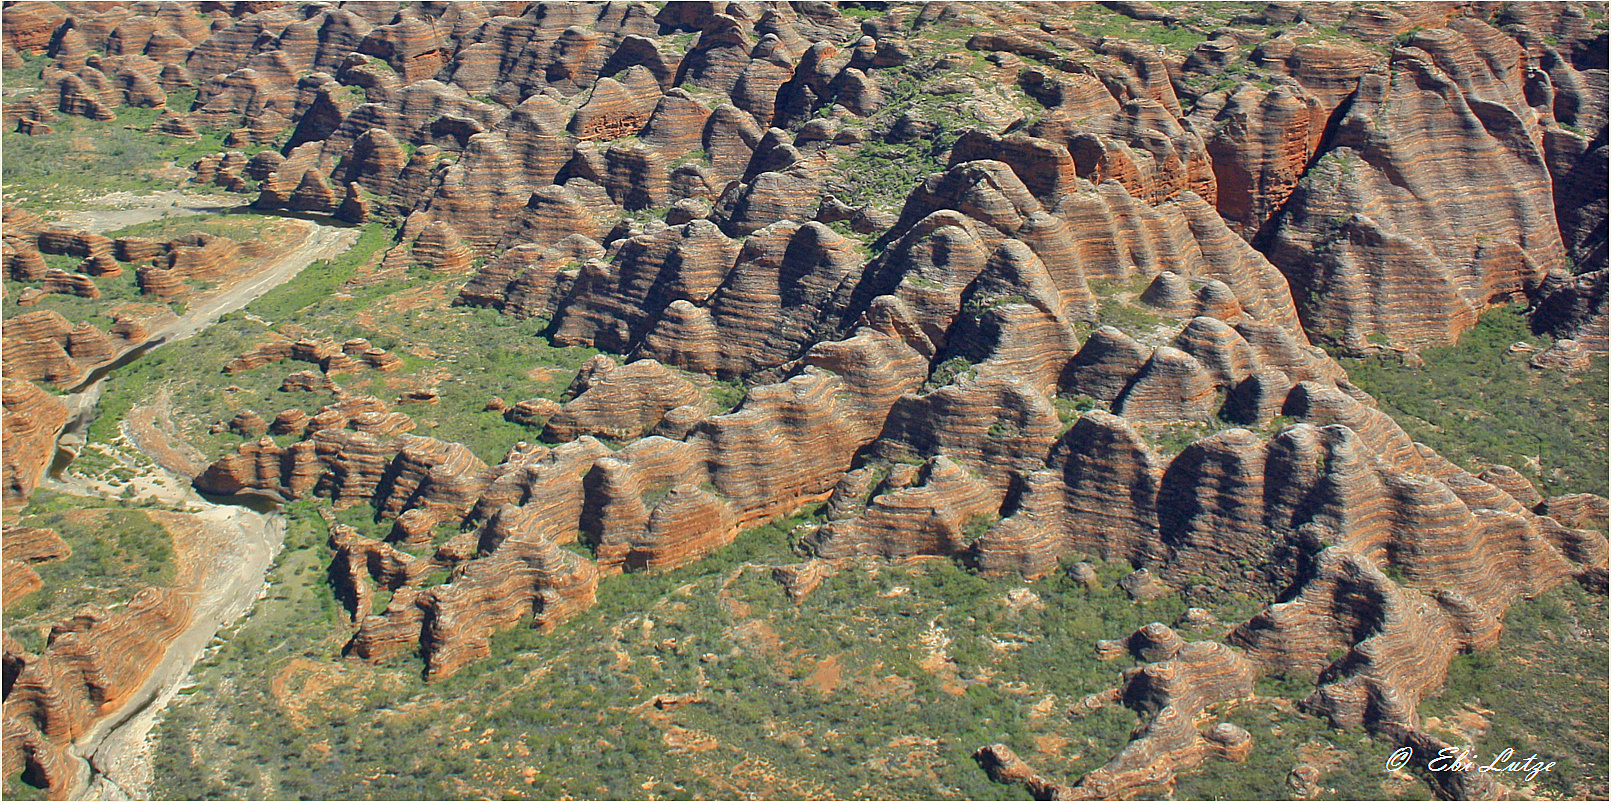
[21,192,360,801]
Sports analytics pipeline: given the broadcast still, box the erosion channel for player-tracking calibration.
[35,196,360,801]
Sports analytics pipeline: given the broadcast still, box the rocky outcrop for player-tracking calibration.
[4,242,47,282]
[408,220,475,273]
[2,525,70,607]
[806,455,998,559]
[1231,548,1462,729]
[497,181,617,252]
[192,394,425,504]
[87,7,1609,798]
[164,232,240,279]
[224,336,403,376]
[1266,50,1565,350]
[1,379,69,507]
[1033,96,1216,206]
[1531,268,1608,353]
[1,3,66,54]
[454,237,599,320]
[568,71,660,141]
[636,220,867,377]
[541,357,712,442]
[0,308,124,392]
[548,219,743,353]
[328,524,430,624]
[303,327,918,593]
[134,263,184,298]
[35,229,113,261]
[1113,346,1218,422]
[347,502,600,680]
[974,411,1163,577]
[373,435,490,521]
[3,587,192,798]
[1197,83,1329,240]
[1543,124,1607,273]
[333,127,407,197]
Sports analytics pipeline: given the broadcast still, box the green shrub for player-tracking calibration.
[1338,306,1608,496]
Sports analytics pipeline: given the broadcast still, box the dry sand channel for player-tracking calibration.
[30,193,361,800]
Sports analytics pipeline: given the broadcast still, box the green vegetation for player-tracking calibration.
[154,504,1267,800]
[1089,274,1151,299]
[52,211,596,464]
[1097,299,1173,334]
[245,223,394,321]
[1087,275,1177,336]
[822,66,993,211]
[709,378,746,413]
[3,492,179,653]
[4,263,154,328]
[1391,28,1425,48]
[102,211,288,243]
[827,138,940,211]
[0,102,272,211]
[4,773,48,800]
[1054,393,1099,427]
[1420,583,1609,799]
[1,47,49,87]
[1172,700,1432,801]
[925,356,977,391]
[838,4,884,20]
[1336,306,1609,496]
[1070,4,1210,49]
[387,307,600,463]
[1140,419,1217,460]
[668,147,711,169]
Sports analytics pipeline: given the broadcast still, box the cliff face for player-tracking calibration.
[1265,30,1568,351]
[1,379,68,507]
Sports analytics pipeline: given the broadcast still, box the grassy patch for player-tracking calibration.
[3,492,179,653]
[4,267,159,328]
[1097,299,1173,334]
[244,223,394,322]
[102,210,288,243]
[1336,306,1609,497]
[821,66,1000,211]
[826,138,942,212]
[1172,699,1432,800]
[1140,419,1218,461]
[709,378,746,413]
[152,503,1293,800]
[1419,583,1608,799]
[0,102,270,211]
[1054,393,1100,428]
[1070,4,1210,50]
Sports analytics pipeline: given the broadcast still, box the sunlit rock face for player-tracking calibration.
[4,2,1607,799]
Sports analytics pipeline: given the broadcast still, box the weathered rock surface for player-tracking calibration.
[3,587,192,797]
[41,4,1604,798]
[1,378,68,508]
[542,357,712,442]
[347,502,600,681]
[1266,47,1566,350]
[1532,268,1608,353]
